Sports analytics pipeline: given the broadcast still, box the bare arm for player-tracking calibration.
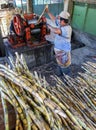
[47,12,56,21]
[48,25,61,34]
[45,7,56,21]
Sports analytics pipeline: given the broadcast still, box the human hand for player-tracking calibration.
[56,15,60,19]
[47,25,58,33]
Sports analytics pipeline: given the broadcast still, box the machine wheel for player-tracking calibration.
[13,14,24,36]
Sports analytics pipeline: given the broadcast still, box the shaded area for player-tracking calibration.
[71,40,85,50]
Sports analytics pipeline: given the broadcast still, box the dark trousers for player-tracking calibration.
[56,65,71,76]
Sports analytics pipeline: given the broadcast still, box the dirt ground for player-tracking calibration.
[31,61,84,86]
[31,55,96,86]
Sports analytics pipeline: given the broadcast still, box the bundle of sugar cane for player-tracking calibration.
[47,59,96,130]
[82,62,96,77]
[0,52,96,130]
[0,53,83,130]
[0,9,15,36]
[48,74,96,130]
[0,74,82,130]
[1,8,23,36]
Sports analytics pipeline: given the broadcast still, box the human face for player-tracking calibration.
[60,17,66,26]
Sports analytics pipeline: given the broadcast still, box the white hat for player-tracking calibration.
[59,11,70,19]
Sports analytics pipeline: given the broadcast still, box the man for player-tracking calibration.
[45,7,72,76]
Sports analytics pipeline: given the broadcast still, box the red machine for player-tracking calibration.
[8,13,48,48]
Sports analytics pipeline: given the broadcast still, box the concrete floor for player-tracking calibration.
[71,29,96,65]
[71,46,96,65]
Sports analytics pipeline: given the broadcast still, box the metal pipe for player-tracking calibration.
[27,0,33,13]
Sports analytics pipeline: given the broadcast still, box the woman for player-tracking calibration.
[45,8,72,75]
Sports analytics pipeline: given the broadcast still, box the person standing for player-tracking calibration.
[45,7,72,76]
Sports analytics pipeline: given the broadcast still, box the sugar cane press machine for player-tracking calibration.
[8,13,49,48]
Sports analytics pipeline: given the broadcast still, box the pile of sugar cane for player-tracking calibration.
[0,53,96,130]
[0,8,22,36]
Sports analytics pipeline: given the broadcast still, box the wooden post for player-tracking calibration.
[19,0,24,14]
[64,0,70,11]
